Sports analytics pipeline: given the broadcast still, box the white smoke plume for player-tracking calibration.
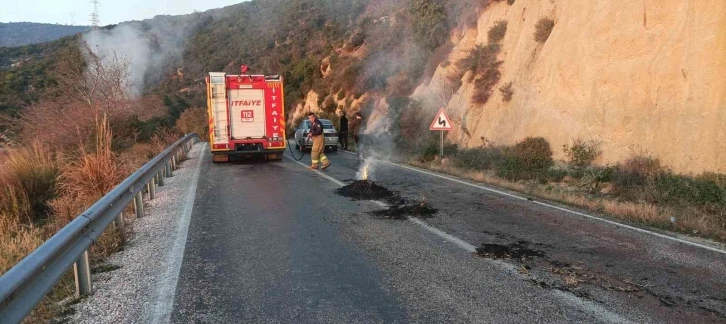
[80,11,212,97]
[83,26,151,97]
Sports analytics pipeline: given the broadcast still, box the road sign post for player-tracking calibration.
[429,108,453,159]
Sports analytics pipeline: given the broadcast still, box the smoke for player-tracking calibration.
[81,11,209,97]
[355,40,433,180]
[83,26,151,97]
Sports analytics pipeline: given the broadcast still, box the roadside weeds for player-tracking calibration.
[408,160,726,245]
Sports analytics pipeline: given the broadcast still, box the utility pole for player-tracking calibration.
[70,12,76,25]
[90,0,100,28]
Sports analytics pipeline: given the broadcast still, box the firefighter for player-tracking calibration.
[306,112,331,170]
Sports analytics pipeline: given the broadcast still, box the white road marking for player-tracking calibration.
[150,143,206,324]
[286,150,630,323]
[379,161,726,256]
[284,153,475,252]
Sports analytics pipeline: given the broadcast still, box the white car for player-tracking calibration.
[293,119,339,152]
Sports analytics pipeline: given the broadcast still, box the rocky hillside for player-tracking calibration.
[0,22,90,47]
[1,0,723,174]
[406,0,725,174]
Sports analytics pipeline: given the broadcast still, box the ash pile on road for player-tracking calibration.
[371,201,437,220]
[336,180,395,201]
[475,241,545,260]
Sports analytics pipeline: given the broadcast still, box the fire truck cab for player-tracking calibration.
[206,69,286,162]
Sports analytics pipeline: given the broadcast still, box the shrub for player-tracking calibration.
[563,138,601,168]
[614,155,661,188]
[453,146,507,170]
[488,20,508,44]
[175,107,208,140]
[497,137,554,180]
[534,18,555,43]
[652,173,725,208]
[409,0,449,50]
[472,66,502,104]
[417,136,458,163]
[499,82,513,102]
[547,168,568,182]
[457,44,503,105]
[457,44,501,82]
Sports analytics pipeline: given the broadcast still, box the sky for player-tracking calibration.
[2,0,248,26]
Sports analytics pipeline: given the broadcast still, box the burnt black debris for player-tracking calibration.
[371,202,438,220]
[475,241,546,260]
[336,180,395,201]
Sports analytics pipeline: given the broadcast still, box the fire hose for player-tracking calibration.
[287,138,307,161]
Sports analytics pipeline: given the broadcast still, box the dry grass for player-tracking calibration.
[176,107,208,141]
[409,159,726,242]
[1,115,133,323]
[0,142,60,225]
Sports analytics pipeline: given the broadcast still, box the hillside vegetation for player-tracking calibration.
[1,0,725,320]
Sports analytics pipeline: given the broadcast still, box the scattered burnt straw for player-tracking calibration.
[475,241,546,260]
[336,180,395,201]
[371,202,438,220]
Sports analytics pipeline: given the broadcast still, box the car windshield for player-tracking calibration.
[321,120,335,129]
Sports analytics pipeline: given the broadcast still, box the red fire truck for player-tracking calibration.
[205,68,286,162]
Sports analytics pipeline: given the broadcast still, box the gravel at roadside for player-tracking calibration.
[65,143,204,324]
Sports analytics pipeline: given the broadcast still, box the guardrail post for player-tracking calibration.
[74,251,92,298]
[157,171,165,186]
[148,178,156,200]
[114,211,125,243]
[134,192,144,218]
[166,162,173,177]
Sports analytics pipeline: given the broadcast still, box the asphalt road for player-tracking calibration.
[170,148,726,323]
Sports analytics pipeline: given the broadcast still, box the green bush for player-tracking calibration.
[409,0,449,50]
[653,173,725,208]
[496,137,553,181]
[512,137,554,171]
[453,146,506,170]
[417,136,458,163]
[547,168,568,182]
[563,138,601,168]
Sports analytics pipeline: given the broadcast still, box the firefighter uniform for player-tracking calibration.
[309,118,330,170]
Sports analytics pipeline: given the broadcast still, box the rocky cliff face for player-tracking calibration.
[415,0,725,174]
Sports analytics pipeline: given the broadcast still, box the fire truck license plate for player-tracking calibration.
[241,110,254,122]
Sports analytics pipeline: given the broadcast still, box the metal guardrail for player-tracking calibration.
[0,133,200,323]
